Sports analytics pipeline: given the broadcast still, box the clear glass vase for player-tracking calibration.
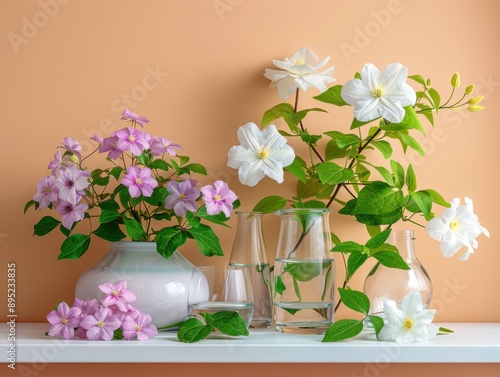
[228,211,272,328]
[363,229,433,319]
[273,208,335,334]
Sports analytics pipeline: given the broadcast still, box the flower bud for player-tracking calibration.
[468,96,484,105]
[465,85,475,95]
[69,154,80,164]
[451,72,460,88]
[467,104,485,112]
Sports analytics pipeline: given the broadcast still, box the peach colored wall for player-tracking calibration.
[1,0,499,375]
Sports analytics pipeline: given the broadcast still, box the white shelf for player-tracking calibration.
[2,323,499,363]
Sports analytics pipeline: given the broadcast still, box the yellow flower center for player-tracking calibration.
[296,58,305,65]
[179,193,186,200]
[214,194,222,202]
[97,321,105,328]
[258,149,269,159]
[135,178,143,185]
[61,317,68,325]
[112,290,119,297]
[373,86,385,97]
[449,220,460,231]
[404,318,413,330]
[135,325,142,331]
[128,135,136,142]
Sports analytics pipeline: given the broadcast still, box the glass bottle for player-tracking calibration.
[273,208,335,334]
[363,229,433,319]
[228,211,272,328]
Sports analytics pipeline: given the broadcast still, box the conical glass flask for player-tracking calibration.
[228,211,272,328]
[364,229,432,318]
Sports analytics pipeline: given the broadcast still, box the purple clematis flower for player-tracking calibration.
[165,180,200,217]
[62,137,82,161]
[122,313,158,341]
[99,135,122,160]
[114,127,149,156]
[72,298,99,339]
[55,165,90,205]
[201,180,237,217]
[120,109,150,127]
[33,176,59,209]
[99,280,137,312]
[46,301,82,340]
[55,199,88,229]
[149,136,182,156]
[48,147,64,176]
[79,307,121,341]
[121,166,158,198]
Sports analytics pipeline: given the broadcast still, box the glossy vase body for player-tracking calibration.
[364,229,433,318]
[75,241,201,328]
[273,209,335,334]
[229,212,272,328]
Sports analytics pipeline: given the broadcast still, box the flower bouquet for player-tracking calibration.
[25,109,238,260]
[228,48,489,342]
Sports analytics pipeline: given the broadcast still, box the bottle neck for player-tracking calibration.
[387,230,416,259]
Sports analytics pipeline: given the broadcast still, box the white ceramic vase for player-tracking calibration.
[75,241,207,328]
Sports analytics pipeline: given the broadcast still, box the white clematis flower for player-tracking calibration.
[341,63,416,123]
[227,122,295,187]
[264,47,335,101]
[426,197,489,260]
[378,291,439,344]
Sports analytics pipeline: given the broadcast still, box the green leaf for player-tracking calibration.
[331,241,364,253]
[338,199,356,215]
[149,159,170,171]
[313,85,348,106]
[210,311,249,336]
[355,208,402,226]
[188,224,224,257]
[324,131,361,149]
[365,228,392,249]
[292,277,301,300]
[373,251,410,270]
[321,266,333,301]
[112,328,124,340]
[438,326,454,334]
[428,88,441,113]
[356,163,370,182]
[24,199,37,214]
[371,165,393,184]
[93,221,126,242]
[325,139,350,160]
[196,206,230,227]
[275,275,286,296]
[143,187,168,206]
[399,133,424,156]
[184,163,207,175]
[99,208,119,223]
[347,253,368,279]
[177,317,213,343]
[155,227,187,259]
[322,319,364,342]
[406,164,417,191]
[338,288,370,315]
[34,216,61,236]
[366,225,381,238]
[351,182,404,215]
[284,156,307,183]
[371,140,393,159]
[317,162,354,185]
[284,261,325,282]
[297,178,334,200]
[109,167,123,180]
[408,74,426,86]
[409,190,433,220]
[424,189,451,208]
[299,130,322,145]
[390,160,405,189]
[186,211,201,228]
[350,117,374,130]
[369,315,385,337]
[58,234,91,260]
[261,103,295,127]
[395,106,426,135]
[122,217,146,241]
[294,200,326,209]
[252,195,287,213]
